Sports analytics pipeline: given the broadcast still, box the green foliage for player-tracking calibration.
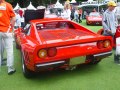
[6,0,12,3]
[5,0,88,8]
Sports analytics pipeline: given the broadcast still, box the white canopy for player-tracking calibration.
[27,2,36,10]
[70,0,76,3]
[87,0,93,2]
[37,6,46,9]
[104,0,110,2]
[54,0,63,8]
[14,3,21,10]
[21,8,26,11]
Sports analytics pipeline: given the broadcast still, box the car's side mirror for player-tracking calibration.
[22,24,31,34]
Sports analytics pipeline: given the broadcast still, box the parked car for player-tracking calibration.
[14,10,113,78]
[86,12,102,25]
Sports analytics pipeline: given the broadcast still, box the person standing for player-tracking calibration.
[0,0,16,74]
[19,9,25,28]
[78,8,82,23]
[70,5,75,20]
[74,7,79,22]
[92,8,97,12]
[101,8,104,15]
[61,2,71,20]
[102,1,118,64]
[83,10,87,19]
[14,9,21,29]
[102,1,117,36]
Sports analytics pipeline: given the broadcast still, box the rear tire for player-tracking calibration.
[86,55,101,65]
[21,51,34,78]
[86,22,89,25]
[90,59,101,64]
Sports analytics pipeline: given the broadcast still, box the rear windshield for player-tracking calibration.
[36,21,75,30]
[89,12,100,17]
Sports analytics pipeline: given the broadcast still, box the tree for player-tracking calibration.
[6,0,90,8]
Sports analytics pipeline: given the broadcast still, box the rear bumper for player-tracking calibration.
[35,51,112,70]
[35,60,67,70]
[87,21,102,25]
[93,51,112,59]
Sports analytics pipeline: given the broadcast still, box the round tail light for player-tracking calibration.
[38,49,47,58]
[97,40,111,49]
[103,40,111,48]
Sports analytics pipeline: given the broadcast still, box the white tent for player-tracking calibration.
[87,0,93,2]
[70,0,76,3]
[37,6,46,9]
[21,8,26,11]
[27,2,36,10]
[104,0,110,2]
[14,3,21,10]
[54,0,63,8]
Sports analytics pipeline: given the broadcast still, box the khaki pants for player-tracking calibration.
[0,32,14,67]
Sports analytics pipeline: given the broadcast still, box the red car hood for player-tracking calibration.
[38,29,101,47]
[88,16,102,21]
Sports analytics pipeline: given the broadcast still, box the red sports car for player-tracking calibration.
[86,12,102,25]
[14,10,113,78]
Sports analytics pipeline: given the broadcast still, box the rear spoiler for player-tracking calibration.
[24,9,45,23]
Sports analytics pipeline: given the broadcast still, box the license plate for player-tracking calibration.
[69,56,86,65]
[96,22,99,24]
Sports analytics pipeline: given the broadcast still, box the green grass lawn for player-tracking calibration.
[0,20,120,90]
[80,20,102,33]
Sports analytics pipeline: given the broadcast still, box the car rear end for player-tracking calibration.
[87,16,102,25]
[31,29,113,71]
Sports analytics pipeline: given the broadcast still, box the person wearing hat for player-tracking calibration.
[102,1,119,64]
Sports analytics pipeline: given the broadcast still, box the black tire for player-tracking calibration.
[90,59,101,64]
[86,21,89,25]
[21,51,34,78]
[86,55,101,65]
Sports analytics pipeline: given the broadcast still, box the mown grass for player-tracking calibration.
[80,20,102,32]
[0,20,120,90]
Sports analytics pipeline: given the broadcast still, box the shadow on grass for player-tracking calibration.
[14,47,103,81]
[28,63,102,82]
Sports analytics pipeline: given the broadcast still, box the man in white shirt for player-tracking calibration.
[14,9,21,29]
[102,1,119,64]
[102,1,118,36]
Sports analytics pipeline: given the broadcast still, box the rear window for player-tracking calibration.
[36,21,75,30]
[89,12,100,17]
